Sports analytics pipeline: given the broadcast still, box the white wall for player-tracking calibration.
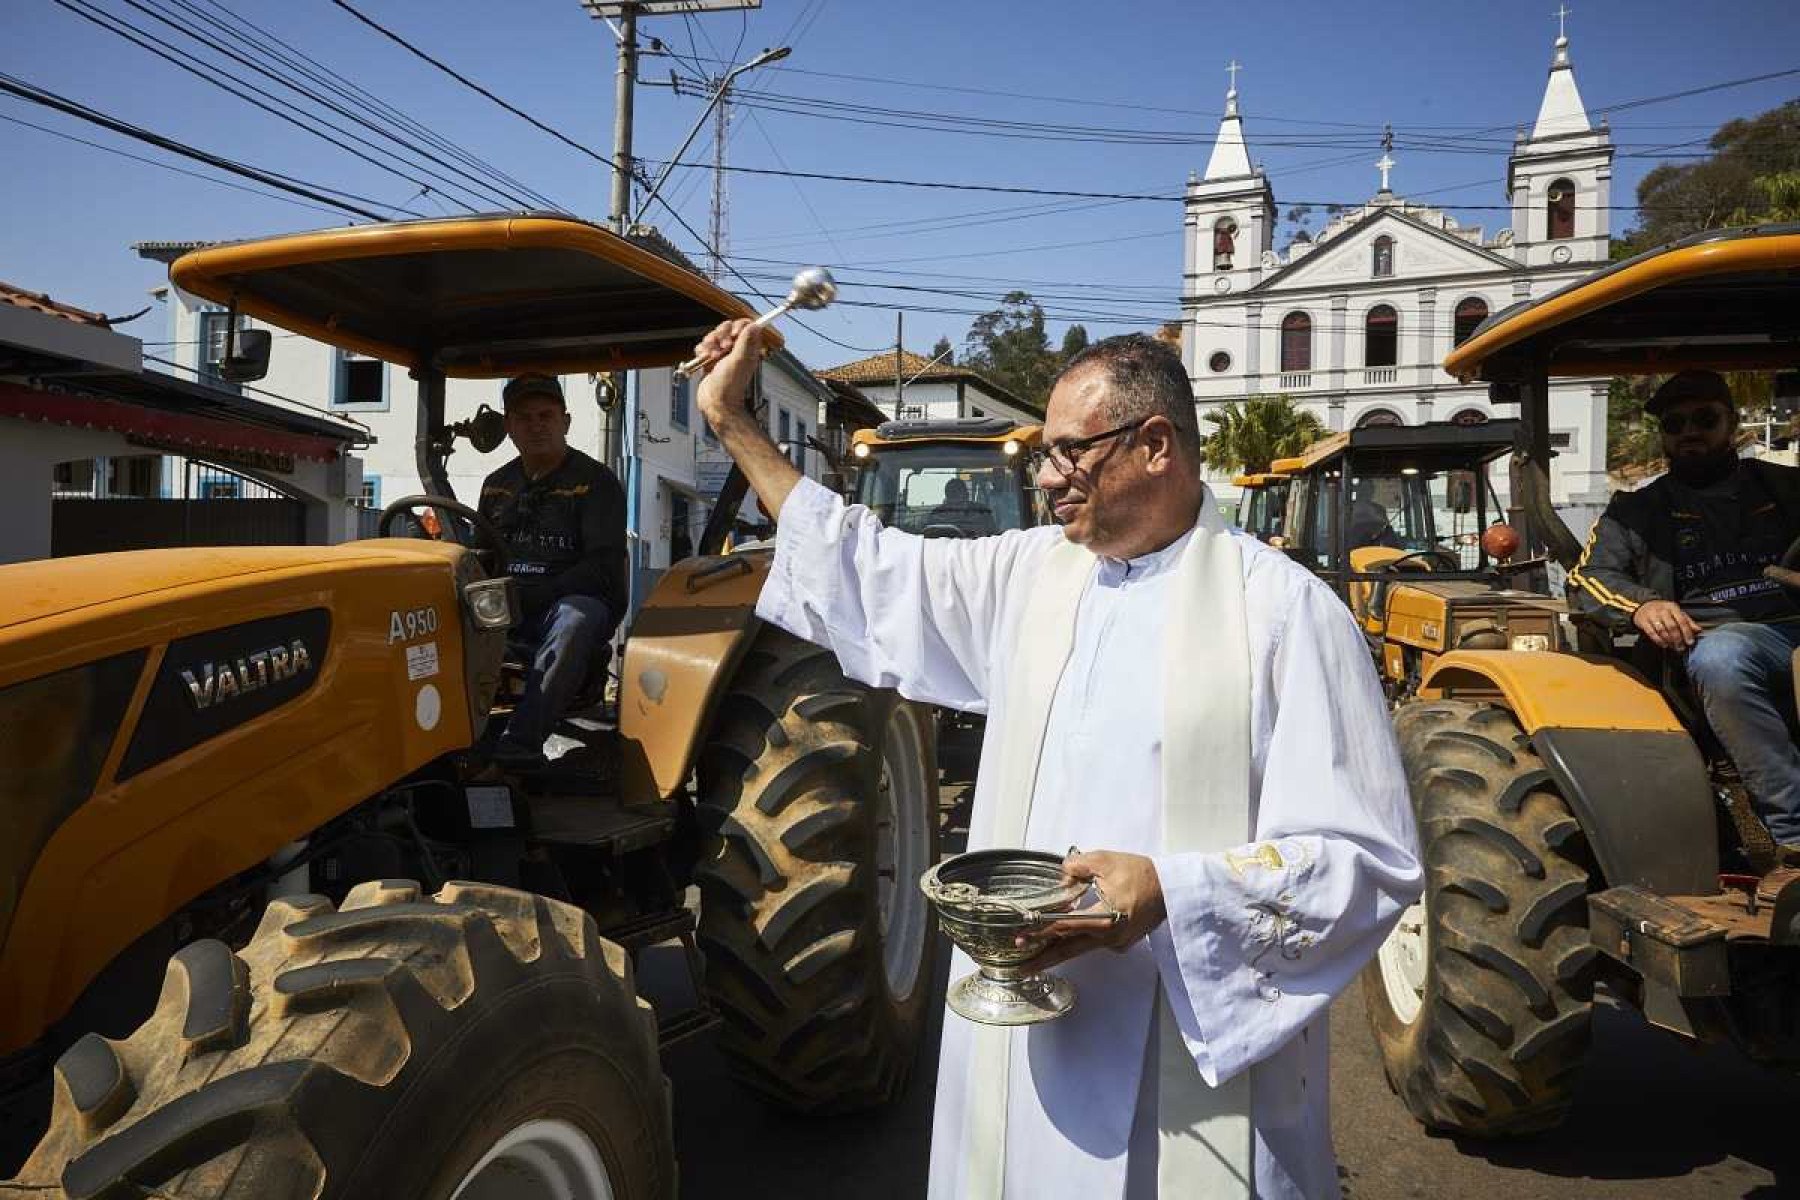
[0,416,361,563]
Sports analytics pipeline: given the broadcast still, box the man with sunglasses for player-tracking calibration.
[691,320,1418,1199]
[1571,369,1800,854]
[476,373,627,768]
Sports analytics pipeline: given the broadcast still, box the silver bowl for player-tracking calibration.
[920,848,1118,1025]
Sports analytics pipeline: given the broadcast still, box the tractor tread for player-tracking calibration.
[1364,700,1596,1139]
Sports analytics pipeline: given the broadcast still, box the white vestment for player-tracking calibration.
[755,478,1423,1200]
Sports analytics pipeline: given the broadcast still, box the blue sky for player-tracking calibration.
[3,0,1797,375]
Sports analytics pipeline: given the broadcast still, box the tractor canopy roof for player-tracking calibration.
[1444,223,1800,386]
[169,213,776,378]
[851,416,1042,450]
[1272,419,1520,477]
[1231,471,1289,488]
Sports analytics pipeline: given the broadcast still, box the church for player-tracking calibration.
[1182,25,1612,511]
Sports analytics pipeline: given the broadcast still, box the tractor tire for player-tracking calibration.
[1362,700,1598,1137]
[8,880,673,1200]
[696,627,939,1112]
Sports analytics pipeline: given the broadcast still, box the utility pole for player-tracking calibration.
[894,312,905,418]
[709,81,729,279]
[609,5,637,232]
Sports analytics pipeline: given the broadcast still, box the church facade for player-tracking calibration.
[1182,31,1613,510]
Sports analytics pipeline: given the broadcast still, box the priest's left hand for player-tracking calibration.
[1019,850,1166,972]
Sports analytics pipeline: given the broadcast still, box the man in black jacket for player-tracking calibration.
[478,373,627,766]
[1570,370,1800,851]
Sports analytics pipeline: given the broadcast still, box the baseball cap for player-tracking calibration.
[1646,370,1734,416]
[502,373,566,410]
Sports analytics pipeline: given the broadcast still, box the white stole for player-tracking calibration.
[966,492,1255,1198]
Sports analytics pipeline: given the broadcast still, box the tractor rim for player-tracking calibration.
[451,1118,615,1200]
[1377,898,1429,1025]
[877,703,931,1003]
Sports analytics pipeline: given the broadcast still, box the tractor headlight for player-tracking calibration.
[1509,633,1551,653]
[1002,439,1021,457]
[463,577,516,629]
[852,442,871,459]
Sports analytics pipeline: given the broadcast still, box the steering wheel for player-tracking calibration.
[920,523,972,539]
[1383,548,1460,573]
[379,494,510,574]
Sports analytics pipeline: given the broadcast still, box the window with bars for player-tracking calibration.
[332,349,387,410]
[670,374,690,431]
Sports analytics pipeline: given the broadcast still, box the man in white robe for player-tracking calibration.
[691,323,1423,1199]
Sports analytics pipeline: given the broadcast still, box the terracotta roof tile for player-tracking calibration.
[818,348,1040,415]
[0,281,109,326]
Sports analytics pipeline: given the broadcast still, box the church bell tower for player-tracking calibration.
[1506,12,1615,268]
[1183,63,1275,375]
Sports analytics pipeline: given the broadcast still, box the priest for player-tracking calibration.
[691,322,1422,1200]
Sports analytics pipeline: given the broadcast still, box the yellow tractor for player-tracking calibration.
[0,215,940,1199]
[1360,223,1800,1138]
[846,417,1046,538]
[1264,419,1566,702]
[1229,470,1290,544]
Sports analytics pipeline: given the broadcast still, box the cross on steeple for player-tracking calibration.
[1226,59,1241,93]
[1555,3,1571,39]
[1376,124,1396,192]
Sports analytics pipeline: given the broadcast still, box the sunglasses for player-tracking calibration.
[1658,406,1727,436]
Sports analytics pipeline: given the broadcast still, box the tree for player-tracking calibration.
[962,292,1061,405]
[1201,394,1326,474]
[1059,324,1090,361]
[1618,99,1800,254]
[930,335,954,365]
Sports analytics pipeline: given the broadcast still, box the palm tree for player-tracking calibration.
[1202,394,1327,474]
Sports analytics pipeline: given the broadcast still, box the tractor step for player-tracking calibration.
[522,795,673,854]
[656,1007,722,1048]
[604,907,697,953]
[1589,886,1731,998]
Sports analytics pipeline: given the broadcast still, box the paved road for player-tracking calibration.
[648,950,1798,1199]
[645,778,1800,1198]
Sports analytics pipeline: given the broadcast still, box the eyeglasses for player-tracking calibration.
[1042,418,1149,475]
[1659,406,1727,436]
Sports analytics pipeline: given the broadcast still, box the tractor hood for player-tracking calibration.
[169,214,778,377]
[0,541,461,633]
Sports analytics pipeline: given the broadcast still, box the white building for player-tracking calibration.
[818,350,1043,427]
[1183,29,1613,511]
[135,241,828,605]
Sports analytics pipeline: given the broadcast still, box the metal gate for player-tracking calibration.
[51,459,308,557]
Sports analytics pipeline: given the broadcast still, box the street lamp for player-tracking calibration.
[634,46,790,224]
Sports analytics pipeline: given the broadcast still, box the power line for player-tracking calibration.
[329,0,620,172]
[108,0,535,210]
[0,74,409,220]
[48,0,496,211]
[0,111,354,219]
[169,0,564,211]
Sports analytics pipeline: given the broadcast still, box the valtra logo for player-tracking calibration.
[179,640,314,710]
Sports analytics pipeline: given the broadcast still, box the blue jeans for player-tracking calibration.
[503,595,616,749]
[1685,620,1800,844]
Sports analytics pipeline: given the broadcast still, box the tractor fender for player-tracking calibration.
[619,550,774,802]
[1418,651,1718,893]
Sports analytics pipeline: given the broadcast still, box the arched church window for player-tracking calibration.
[1372,235,1394,278]
[1356,408,1403,428]
[1547,178,1576,241]
[1213,218,1238,270]
[1279,312,1312,372]
[1451,408,1489,426]
[1365,304,1398,367]
[1453,297,1489,346]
